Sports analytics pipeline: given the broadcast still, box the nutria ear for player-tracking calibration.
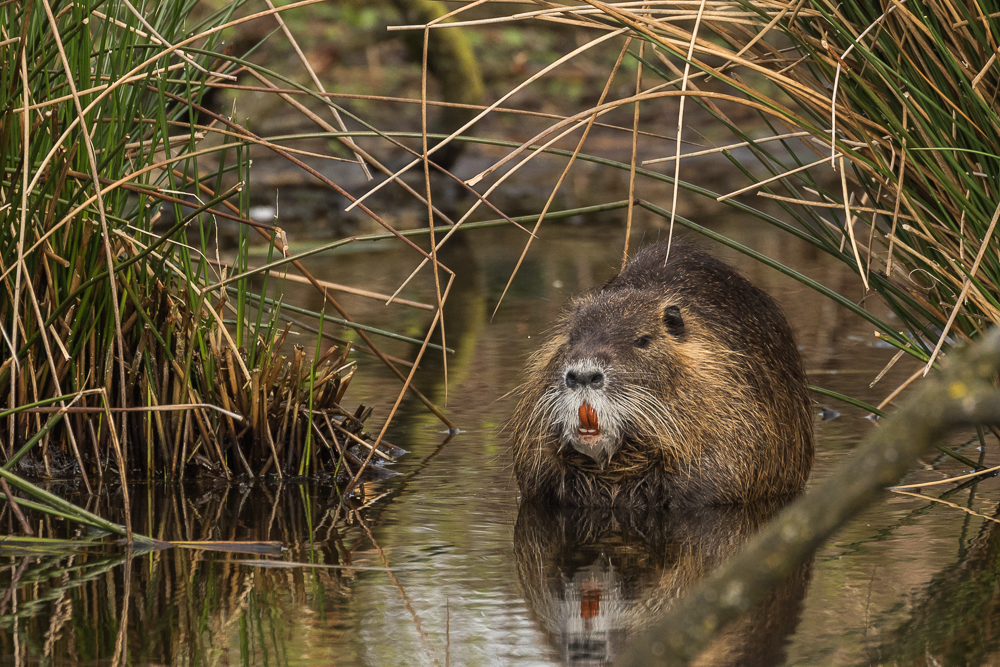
[663,305,685,336]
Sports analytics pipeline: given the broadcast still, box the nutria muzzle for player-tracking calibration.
[561,360,620,468]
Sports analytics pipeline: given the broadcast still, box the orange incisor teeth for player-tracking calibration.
[578,403,599,433]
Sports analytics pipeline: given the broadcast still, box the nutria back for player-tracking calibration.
[509,239,814,508]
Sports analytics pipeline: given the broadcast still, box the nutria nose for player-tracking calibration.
[566,369,604,390]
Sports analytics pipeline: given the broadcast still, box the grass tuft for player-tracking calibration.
[0,0,413,486]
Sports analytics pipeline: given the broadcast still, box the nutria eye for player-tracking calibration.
[663,305,685,336]
[634,335,653,349]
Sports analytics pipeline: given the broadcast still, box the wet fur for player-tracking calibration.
[509,239,814,508]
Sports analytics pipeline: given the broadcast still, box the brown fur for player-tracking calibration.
[509,239,814,508]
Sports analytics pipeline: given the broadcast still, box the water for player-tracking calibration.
[3,221,998,666]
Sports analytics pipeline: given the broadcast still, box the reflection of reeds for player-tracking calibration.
[0,483,393,664]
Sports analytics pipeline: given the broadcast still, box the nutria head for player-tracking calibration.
[536,289,690,468]
[510,239,814,509]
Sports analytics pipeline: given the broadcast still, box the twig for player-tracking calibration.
[890,463,1000,491]
[664,0,709,262]
[923,200,1000,375]
[717,155,838,202]
[840,155,869,290]
[331,423,392,462]
[891,489,1000,525]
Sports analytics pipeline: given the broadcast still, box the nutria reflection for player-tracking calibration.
[514,501,810,666]
[510,239,814,508]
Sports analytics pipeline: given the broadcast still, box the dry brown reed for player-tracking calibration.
[386,0,1000,407]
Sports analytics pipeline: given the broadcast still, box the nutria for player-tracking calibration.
[509,239,813,508]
